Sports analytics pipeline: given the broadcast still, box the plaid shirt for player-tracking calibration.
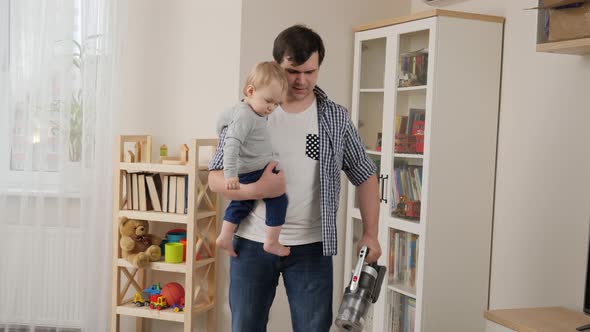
[209,86,376,256]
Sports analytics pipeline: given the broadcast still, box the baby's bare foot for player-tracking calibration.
[263,242,290,257]
[216,236,237,257]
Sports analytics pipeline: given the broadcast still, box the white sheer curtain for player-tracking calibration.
[0,1,126,331]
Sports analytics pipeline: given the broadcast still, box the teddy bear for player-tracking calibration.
[119,216,162,268]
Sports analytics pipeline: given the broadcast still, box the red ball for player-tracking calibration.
[161,282,185,306]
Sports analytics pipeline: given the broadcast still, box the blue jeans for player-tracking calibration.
[229,236,333,332]
[224,166,288,227]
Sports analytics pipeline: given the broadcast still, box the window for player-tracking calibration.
[0,0,11,186]
[0,0,8,72]
[1,0,85,192]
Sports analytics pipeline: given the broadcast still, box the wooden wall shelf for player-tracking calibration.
[537,37,590,55]
[535,0,590,55]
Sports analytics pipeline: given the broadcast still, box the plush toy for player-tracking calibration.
[119,216,162,268]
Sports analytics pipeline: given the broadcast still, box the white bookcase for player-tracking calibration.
[343,10,504,332]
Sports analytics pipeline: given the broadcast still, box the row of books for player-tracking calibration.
[393,165,423,204]
[124,172,188,214]
[398,48,428,87]
[388,230,418,287]
[389,291,416,332]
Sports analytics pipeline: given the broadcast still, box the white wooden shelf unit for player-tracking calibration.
[344,10,504,332]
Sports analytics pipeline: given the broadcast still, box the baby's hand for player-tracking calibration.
[225,177,240,190]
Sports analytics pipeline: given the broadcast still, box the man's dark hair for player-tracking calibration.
[273,25,325,66]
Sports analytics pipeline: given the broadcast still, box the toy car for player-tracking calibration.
[132,291,150,307]
[143,282,162,296]
[149,294,168,310]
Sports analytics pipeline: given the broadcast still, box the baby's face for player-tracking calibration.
[247,80,283,116]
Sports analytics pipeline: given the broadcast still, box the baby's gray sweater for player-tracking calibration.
[217,102,272,178]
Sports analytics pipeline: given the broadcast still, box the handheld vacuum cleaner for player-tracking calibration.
[335,246,387,331]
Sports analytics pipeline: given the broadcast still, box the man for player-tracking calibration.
[208,24,381,332]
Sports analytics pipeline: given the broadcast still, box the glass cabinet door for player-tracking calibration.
[352,37,387,209]
[386,28,431,228]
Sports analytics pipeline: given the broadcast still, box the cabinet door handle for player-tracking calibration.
[381,174,389,204]
[378,175,384,203]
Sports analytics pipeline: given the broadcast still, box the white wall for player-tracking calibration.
[118,1,242,331]
[412,0,590,313]
[119,1,242,147]
[238,1,410,331]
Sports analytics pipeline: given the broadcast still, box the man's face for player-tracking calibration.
[279,52,319,103]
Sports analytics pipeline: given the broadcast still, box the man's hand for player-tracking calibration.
[225,177,240,190]
[357,234,381,264]
[256,162,286,199]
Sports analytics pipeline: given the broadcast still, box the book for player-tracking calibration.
[168,175,177,213]
[145,174,162,212]
[132,173,139,210]
[176,175,186,215]
[161,174,169,213]
[138,173,147,211]
[388,230,395,281]
[125,172,132,209]
[413,167,422,198]
[395,115,408,135]
[409,235,417,287]
[409,167,420,201]
[394,232,400,281]
[408,298,416,332]
[183,175,188,214]
[407,108,425,135]
[392,292,401,332]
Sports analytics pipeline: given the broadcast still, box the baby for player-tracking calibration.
[215,61,290,257]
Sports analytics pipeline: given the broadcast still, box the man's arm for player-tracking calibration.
[208,164,286,201]
[341,117,382,263]
[356,174,382,263]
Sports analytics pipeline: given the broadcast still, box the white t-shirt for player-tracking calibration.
[236,100,322,245]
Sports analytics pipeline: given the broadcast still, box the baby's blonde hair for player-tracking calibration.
[243,61,288,96]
